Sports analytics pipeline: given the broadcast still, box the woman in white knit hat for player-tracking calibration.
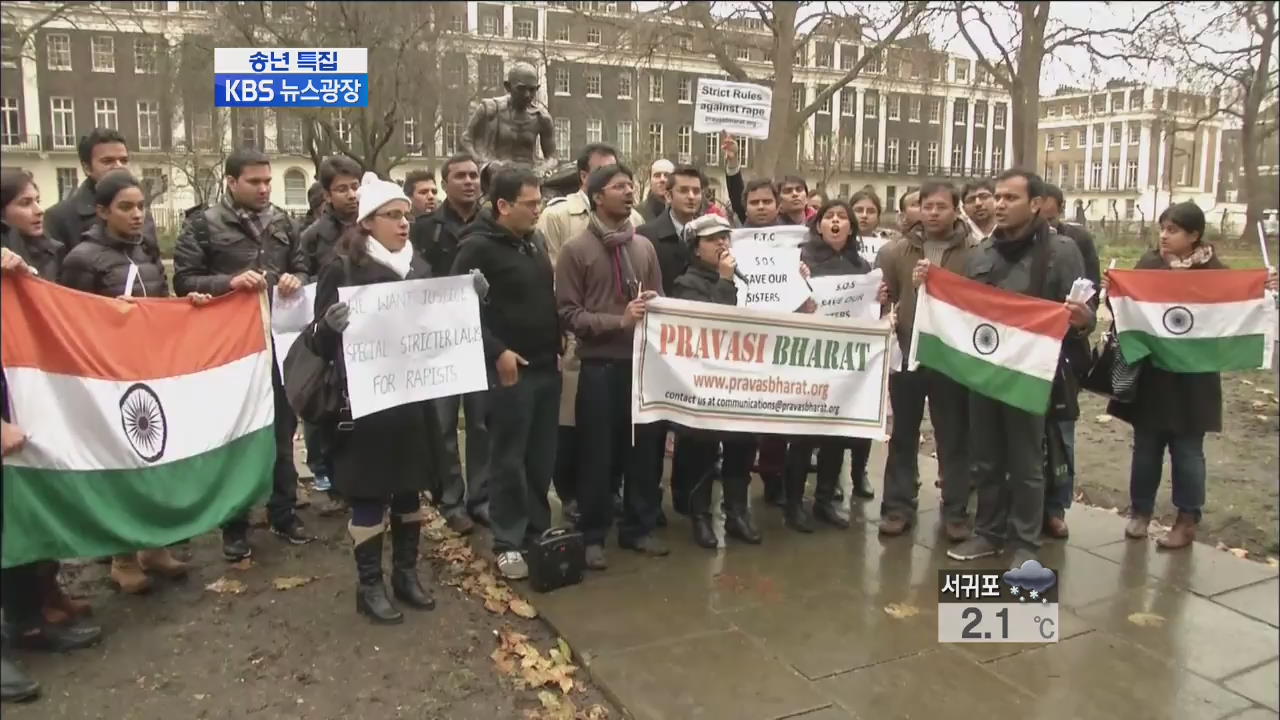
[301,171,446,624]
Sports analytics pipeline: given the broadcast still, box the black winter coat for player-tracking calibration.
[299,209,350,279]
[60,223,169,298]
[1108,249,1224,434]
[1,222,62,279]
[304,251,445,500]
[635,212,689,297]
[410,202,477,279]
[672,259,737,306]
[800,236,872,278]
[173,198,308,297]
[44,179,159,257]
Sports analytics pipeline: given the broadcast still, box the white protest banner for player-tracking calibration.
[338,275,486,420]
[693,78,772,140]
[730,225,808,249]
[809,269,884,321]
[632,298,891,438]
[271,283,318,377]
[859,235,890,265]
[733,244,811,313]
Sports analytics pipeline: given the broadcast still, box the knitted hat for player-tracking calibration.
[356,171,410,223]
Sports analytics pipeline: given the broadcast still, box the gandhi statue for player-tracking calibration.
[462,62,559,178]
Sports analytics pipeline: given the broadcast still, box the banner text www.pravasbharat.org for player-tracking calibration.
[691,372,831,401]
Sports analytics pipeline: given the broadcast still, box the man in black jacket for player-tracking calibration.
[44,127,157,256]
[451,169,561,581]
[411,153,490,533]
[301,156,361,277]
[173,148,313,560]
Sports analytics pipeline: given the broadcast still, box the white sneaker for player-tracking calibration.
[497,551,529,580]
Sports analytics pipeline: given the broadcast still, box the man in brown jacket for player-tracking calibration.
[876,180,975,541]
[555,163,668,570]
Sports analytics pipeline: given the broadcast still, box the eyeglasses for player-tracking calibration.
[375,210,409,222]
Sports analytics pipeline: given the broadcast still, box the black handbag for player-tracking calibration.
[1082,325,1141,402]
[282,258,352,427]
[526,528,585,594]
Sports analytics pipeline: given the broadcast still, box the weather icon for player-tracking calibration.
[1003,560,1057,604]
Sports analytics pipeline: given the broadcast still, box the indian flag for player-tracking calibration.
[908,267,1070,415]
[1108,269,1271,373]
[1,276,274,567]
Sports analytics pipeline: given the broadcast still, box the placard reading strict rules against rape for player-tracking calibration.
[694,78,773,140]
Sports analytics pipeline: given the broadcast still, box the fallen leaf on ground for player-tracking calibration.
[1252,400,1271,410]
[272,576,315,591]
[484,597,507,614]
[1257,388,1275,396]
[205,577,246,595]
[228,559,255,571]
[1241,378,1255,386]
[578,705,610,720]
[883,602,920,619]
[1095,414,1113,423]
[509,598,538,618]
[1128,612,1166,627]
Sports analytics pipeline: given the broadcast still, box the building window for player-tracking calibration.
[1045,134,1055,152]
[403,117,419,154]
[1074,163,1084,188]
[134,37,159,74]
[792,84,804,112]
[94,98,118,129]
[1110,124,1121,145]
[863,137,876,167]
[972,146,983,175]
[649,74,663,102]
[1093,125,1104,144]
[887,94,901,121]
[817,85,830,115]
[554,118,570,153]
[443,121,462,155]
[331,114,350,145]
[284,168,307,207]
[865,90,878,119]
[449,14,466,33]
[240,113,260,149]
[444,56,465,87]
[50,97,75,148]
[134,1,163,11]
[907,140,919,173]
[0,97,19,145]
[840,44,855,70]
[1091,161,1103,188]
[991,146,1004,173]
[886,138,899,172]
[678,77,692,103]
[480,56,503,89]
[840,90,855,116]
[193,113,214,150]
[515,19,535,39]
[908,98,921,123]
[740,137,752,168]
[928,100,940,124]
[555,24,570,42]
[926,141,939,172]
[586,70,602,97]
[1108,161,1120,188]
[555,68,570,95]
[1077,129,1086,147]
[675,36,693,53]
[140,167,164,202]
[1130,92,1144,110]
[56,168,78,201]
[737,47,750,61]
[887,56,901,77]
[1129,121,1140,145]
[1061,132,1071,150]
[705,133,719,166]
[47,34,71,71]
[280,116,301,153]
[953,100,966,125]
[815,44,832,68]
[587,27,601,44]
[1058,162,1069,188]
[92,37,115,72]
[648,122,663,155]
[179,1,207,11]
[951,143,964,172]
[974,103,986,127]
[616,121,634,155]
[885,186,897,214]
[955,60,969,82]
[866,50,882,74]
[677,125,692,163]
[585,118,602,144]
[481,15,499,36]
[1179,161,1189,186]
[1126,160,1138,188]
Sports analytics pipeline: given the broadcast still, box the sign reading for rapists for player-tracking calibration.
[338,275,486,420]
[694,79,773,140]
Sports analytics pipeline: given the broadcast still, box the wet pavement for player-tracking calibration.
[532,445,1279,720]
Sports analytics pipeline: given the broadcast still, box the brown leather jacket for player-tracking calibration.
[878,219,974,355]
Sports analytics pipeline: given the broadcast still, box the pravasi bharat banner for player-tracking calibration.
[1,275,273,567]
[631,298,892,438]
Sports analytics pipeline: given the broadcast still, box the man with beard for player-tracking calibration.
[961,178,996,242]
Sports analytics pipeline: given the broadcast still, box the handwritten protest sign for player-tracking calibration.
[730,225,808,249]
[338,275,486,420]
[632,298,891,438]
[859,234,890,265]
[271,283,318,378]
[694,79,772,140]
[733,244,811,313]
[808,269,884,321]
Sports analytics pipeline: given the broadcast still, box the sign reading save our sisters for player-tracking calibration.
[338,275,486,420]
[631,298,892,438]
[693,79,773,140]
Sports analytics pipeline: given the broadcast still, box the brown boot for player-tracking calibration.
[1157,512,1197,550]
[137,548,190,579]
[1043,516,1070,539]
[110,554,152,594]
[1125,513,1152,539]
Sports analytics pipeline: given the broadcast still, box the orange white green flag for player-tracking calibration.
[1,276,273,567]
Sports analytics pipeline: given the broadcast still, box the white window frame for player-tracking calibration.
[865,91,878,119]
[1109,161,1120,189]
[616,120,634,155]
[705,133,719,166]
[1061,132,1071,150]
[1110,124,1121,145]
[279,115,301,153]
[648,122,663,155]
[585,70,602,98]
[555,24,570,42]
[1091,161,1103,188]
[677,124,692,164]
[50,96,75,148]
[481,15,500,36]
[1045,134,1054,152]
[928,100,940,124]
[649,74,663,102]
[863,137,876,167]
[1058,162,1069,188]
[974,104,986,127]
[887,95,901,121]
[840,91,855,117]
[515,19,535,40]
[1129,122,1140,145]
[94,97,118,130]
[907,140,919,173]
[1126,160,1138,188]
[678,77,693,104]
[955,60,969,82]
[443,121,461,155]
[617,71,632,99]
[92,36,115,73]
[46,34,71,71]
[992,146,1004,173]
[554,68,571,96]
[586,118,603,144]
[284,168,308,207]
[1078,129,1087,147]
[586,27,601,45]
[886,137,899,172]
[736,47,750,61]
[56,168,79,201]
[953,101,966,125]
[951,143,964,173]
[972,145,983,175]
[0,97,20,145]
[926,141,939,171]
[909,98,921,122]
[133,37,159,75]
[554,118,570,154]
[403,117,419,154]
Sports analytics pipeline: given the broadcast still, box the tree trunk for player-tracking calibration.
[758,1,798,177]
[1010,2,1049,169]
[1240,3,1275,245]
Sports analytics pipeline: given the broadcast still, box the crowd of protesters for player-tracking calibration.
[1,123,1276,704]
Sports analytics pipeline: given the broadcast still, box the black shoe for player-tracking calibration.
[469,504,492,529]
[1,652,39,703]
[725,510,763,544]
[389,517,435,611]
[785,506,815,533]
[10,620,102,653]
[222,531,253,562]
[272,521,315,545]
[813,501,851,529]
[619,534,670,556]
[352,530,403,625]
[852,470,875,500]
[762,474,785,507]
[692,515,718,549]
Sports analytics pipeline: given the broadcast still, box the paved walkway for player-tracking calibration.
[535,446,1279,720]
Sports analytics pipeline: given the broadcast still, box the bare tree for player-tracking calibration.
[951,1,1166,168]
[0,2,76,66]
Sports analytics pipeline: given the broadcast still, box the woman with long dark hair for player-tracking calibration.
[781,199,875,532]
[303,173,444,623]
[60,169,212,593]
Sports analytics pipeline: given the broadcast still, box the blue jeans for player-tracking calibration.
[1044,419,1076,519]
[1129,428,1206,521]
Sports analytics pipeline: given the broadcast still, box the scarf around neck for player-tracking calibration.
[993,218,1044,261]
[1165,243,1214,269]
[589,212,639,300]
[365,236,413,279]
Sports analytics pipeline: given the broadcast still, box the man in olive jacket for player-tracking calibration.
[173,148,313,561]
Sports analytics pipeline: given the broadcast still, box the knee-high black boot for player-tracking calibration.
[389,513,435,610]
[351,523,402,624]
[783,446,814,533]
